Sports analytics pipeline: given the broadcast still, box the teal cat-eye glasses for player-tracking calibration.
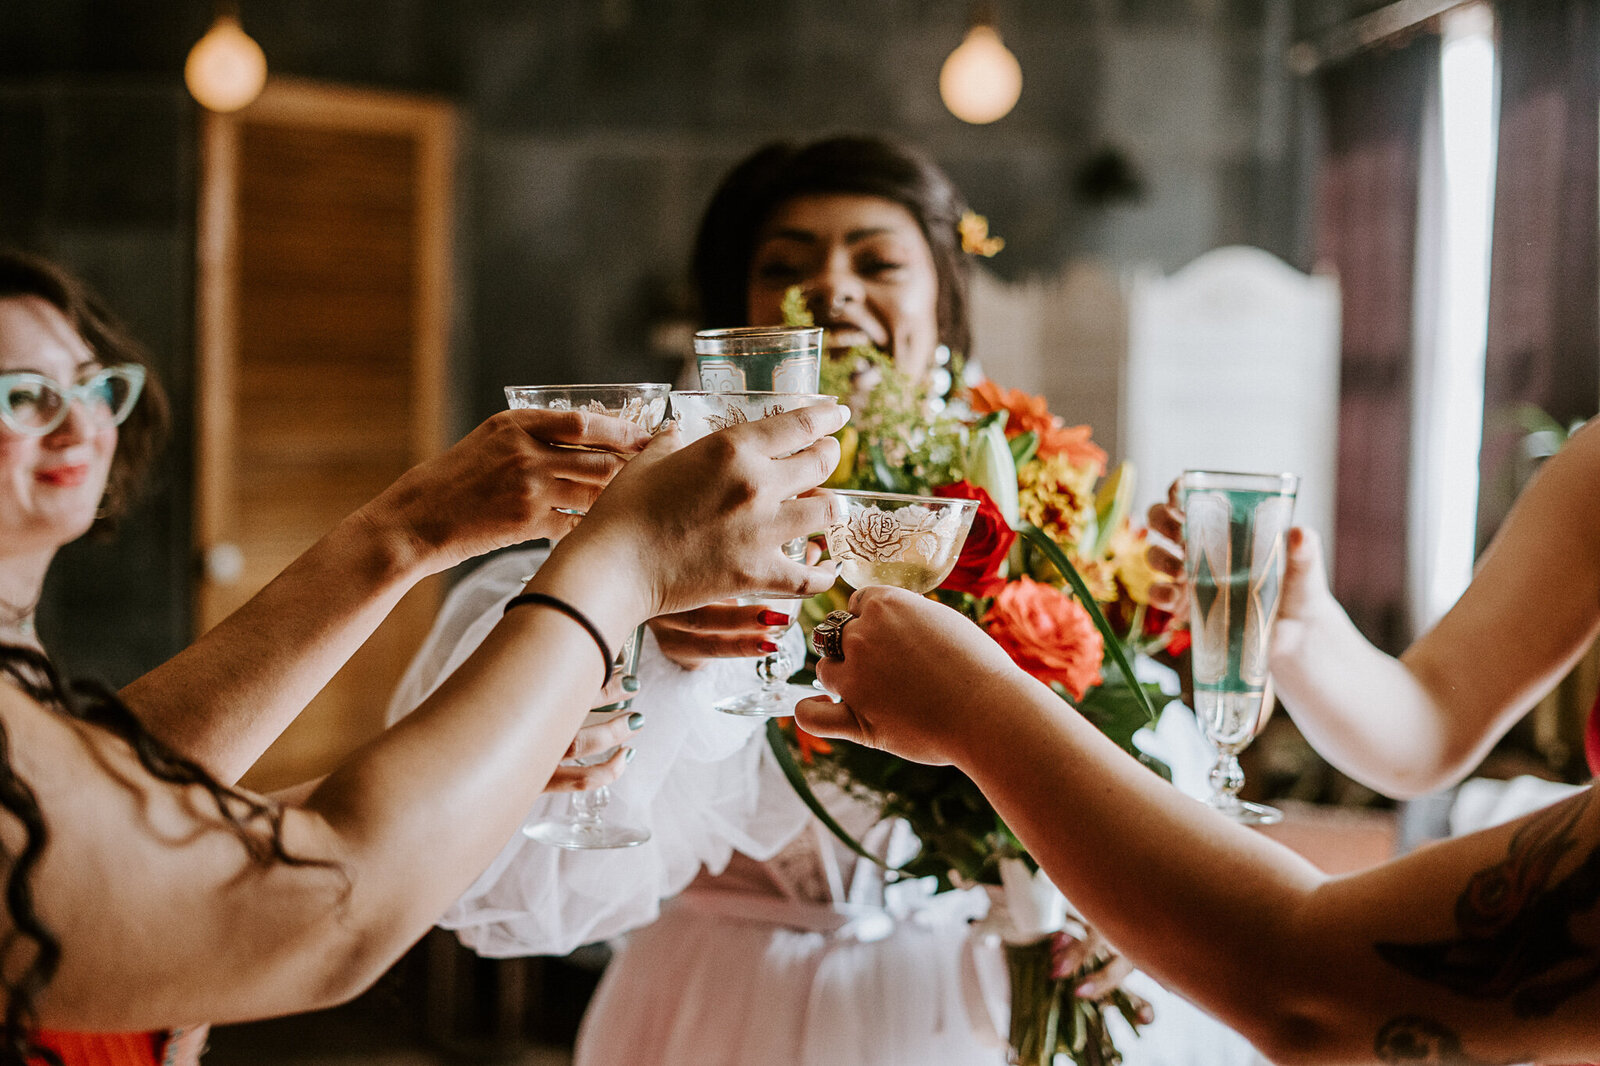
[0,364,145,437]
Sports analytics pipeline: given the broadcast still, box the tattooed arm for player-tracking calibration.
[797,588,1600,1066]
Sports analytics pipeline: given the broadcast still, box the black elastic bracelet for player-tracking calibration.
[503,591,614,683]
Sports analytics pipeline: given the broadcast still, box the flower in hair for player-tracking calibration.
[959,211,1005,257]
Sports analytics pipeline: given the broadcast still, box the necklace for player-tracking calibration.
[0,590,40,640]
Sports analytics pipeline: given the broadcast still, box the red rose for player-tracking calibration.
[982,576,1104,700]
[933,481,1016,599]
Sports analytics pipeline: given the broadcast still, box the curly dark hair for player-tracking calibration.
[0,645,336,1063]
[0,248,170,531]
[691,135,974,359]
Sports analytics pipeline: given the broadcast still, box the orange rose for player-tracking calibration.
[967,382,1107,473]
[982,576,1104,701]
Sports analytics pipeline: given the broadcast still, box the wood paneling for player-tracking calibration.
[196,79,454,791]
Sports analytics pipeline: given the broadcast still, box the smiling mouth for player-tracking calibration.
[822,326,882,352]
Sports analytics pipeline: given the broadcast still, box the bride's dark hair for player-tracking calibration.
[691,135,974,359]
[0,645,335,1065]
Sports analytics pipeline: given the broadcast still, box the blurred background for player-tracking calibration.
[2,0,1596,1060]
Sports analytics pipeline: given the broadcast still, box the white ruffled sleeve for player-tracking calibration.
[385,548,812,958]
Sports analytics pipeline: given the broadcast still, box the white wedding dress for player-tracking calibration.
[387,548,1269,1066]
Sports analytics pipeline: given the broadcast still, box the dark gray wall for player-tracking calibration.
[0,0,1311,682]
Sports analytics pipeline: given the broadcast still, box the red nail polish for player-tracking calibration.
[758,640,779,654]
[757,610,792,627]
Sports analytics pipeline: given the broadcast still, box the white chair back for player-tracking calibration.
[1123,246,1342,558]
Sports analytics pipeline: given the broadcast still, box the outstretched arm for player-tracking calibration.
[799,587,1600,1065]
[121,408,648,784]
[15,403,848,1030]
[1147,419,1600,797]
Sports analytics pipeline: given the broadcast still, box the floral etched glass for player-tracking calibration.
[1179,469,1299,826]
[824,490,979,594]
[671,390,838,717]
[504,382,672,849]
[505,383,670,518]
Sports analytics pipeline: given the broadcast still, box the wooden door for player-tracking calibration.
[196,79,454,791]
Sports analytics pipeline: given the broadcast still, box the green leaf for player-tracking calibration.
[868,441,906,492]
[1075,680,1166,757]
[1020,525,1160,729]
[765,719,901,871]
[781,285,814,328]
[1009,429,1040,468]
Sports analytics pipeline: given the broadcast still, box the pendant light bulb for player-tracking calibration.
[940,23,1022,124]
[185,11,267,113]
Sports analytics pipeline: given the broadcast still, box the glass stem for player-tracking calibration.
[572,785,611,826]
[1209,750,1245,808]
[755,636,795,692]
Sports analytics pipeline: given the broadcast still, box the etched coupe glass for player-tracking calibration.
[693,325,822,394]
[823,490,978,594]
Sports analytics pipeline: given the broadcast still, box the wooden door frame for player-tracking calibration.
[194,77,455,629]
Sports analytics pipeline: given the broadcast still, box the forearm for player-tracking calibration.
[122,510,429,783]
[281,547,645,996]
[1270,600,1467,799]
[951,674,1332,1048]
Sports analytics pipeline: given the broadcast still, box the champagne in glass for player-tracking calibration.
[504,382,671,849]
[670,390,839,717]
[825,490,979,593]
[1179,469,1299,826]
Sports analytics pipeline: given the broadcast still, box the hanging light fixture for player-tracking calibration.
[185,3,268,113]
[939,2,1022,125]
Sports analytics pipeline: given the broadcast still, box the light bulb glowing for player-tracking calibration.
[939,25,1022,124]
[185,14,267,113]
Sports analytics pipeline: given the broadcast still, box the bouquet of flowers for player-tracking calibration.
[770,304,1187,1066]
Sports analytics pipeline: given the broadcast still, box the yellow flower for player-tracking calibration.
[825,425,859,487]
[1107,521,1159,605]
[1018,454,1097,547]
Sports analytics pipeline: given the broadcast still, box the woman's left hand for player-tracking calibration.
[541,675,645,793]
[797,585,1027,766]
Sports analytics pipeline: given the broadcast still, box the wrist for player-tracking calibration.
[335,507,435,588]
[944,668,1042,772]
[528,529,655,651]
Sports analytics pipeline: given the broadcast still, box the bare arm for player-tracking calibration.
[14,402,848,1030]
[799,588,1600,1065]
[1147,421,1600,797]
[122,408,648,784]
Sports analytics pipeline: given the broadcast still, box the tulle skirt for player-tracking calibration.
[575,892,1005,1066]
[574,891,1271,1066]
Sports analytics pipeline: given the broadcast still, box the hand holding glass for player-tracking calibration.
[1179,469,1299,826]
[670,390,838,717]
[504,382,671,849]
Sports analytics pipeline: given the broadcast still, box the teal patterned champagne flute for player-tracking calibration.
[1179,470,1299,825]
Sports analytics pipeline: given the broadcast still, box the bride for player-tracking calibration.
[388,135,1265,1066]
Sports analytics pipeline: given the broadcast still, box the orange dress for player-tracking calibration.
[33,1027,207,1066]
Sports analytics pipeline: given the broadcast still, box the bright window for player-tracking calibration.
[1411,3,1498,632]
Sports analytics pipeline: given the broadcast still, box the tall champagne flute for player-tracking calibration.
[670,390,839,717]
[823,490,979,594]
[506,382,671,849]
[1179,469,1299,825]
